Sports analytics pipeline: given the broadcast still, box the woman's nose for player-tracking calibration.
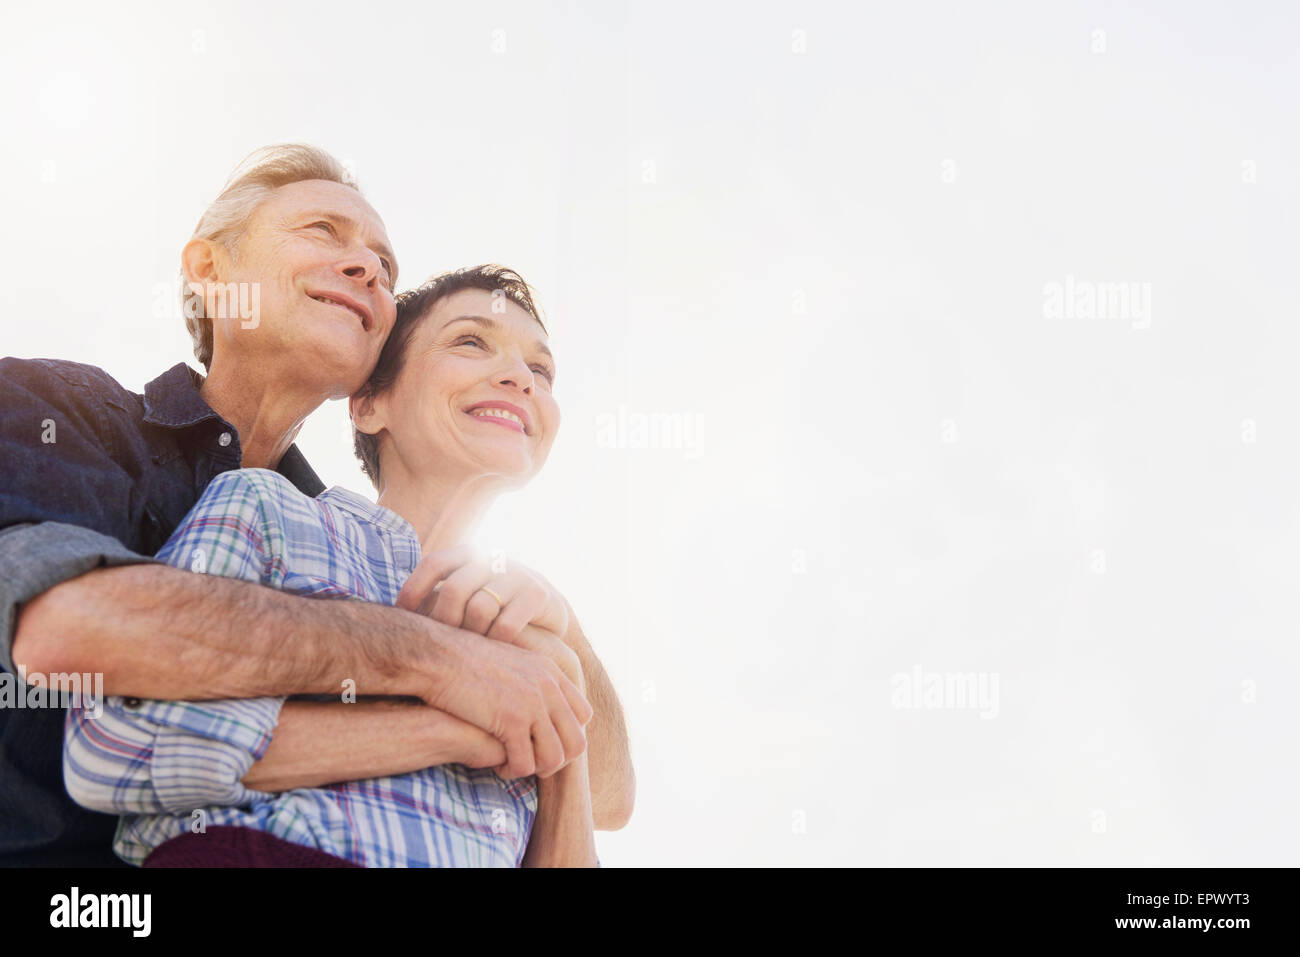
[495,353,535,392]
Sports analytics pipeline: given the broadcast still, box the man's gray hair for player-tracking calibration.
[181,144,360,370]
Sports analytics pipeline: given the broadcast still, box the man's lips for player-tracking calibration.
[308,290,373,331]
[464,400,532,435]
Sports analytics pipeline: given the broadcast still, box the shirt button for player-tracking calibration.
[218,432,232,447]
[123,697,142,709]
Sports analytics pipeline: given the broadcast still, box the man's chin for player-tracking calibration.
[305,347,379,400]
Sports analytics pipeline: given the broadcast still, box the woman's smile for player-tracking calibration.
[464,400,531,435]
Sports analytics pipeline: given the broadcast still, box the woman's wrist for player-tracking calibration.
[422,706,505,769]
[527,754,598,867]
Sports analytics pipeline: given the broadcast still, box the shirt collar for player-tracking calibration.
[322,486,420,543]
[278,444,326,498]
[143,361,327,498]
[142,362,222,430]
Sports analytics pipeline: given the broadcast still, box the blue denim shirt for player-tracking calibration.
[0,357,324,866]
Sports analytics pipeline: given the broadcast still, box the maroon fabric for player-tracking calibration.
[142,826,361,868]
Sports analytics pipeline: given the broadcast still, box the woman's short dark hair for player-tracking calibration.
[352,264,547,488]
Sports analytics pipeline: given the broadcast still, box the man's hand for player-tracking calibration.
[395,546,631,826]
[397,544,568,643]
[504,623,585,695]
[418,624,590,781]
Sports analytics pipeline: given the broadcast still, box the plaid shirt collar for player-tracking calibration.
[322,485,421,546]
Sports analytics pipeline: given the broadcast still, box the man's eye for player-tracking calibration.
[310,221,336,236]
[532,366,554,383]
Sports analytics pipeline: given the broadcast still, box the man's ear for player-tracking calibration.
[349,389,385,437]
[181,237,227,294]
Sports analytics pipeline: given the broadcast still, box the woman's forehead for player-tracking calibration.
[429,289,548,337]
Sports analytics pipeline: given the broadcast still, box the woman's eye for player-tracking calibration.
[532,366,554,383]
[456,335,488,349]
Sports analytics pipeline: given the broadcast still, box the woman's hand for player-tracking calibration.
[396,544,569,643]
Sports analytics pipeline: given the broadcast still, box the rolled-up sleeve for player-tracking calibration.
[63,695,281,814]
[0,522,159,677]
[62,470,289,815]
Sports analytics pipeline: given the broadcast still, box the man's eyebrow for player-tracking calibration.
[296,210,399,280]
[446,314,553,360]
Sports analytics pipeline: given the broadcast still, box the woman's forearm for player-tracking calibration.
[521,753,599,868]
[242,699,506,792]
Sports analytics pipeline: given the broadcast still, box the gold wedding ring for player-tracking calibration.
[480,586,505,607]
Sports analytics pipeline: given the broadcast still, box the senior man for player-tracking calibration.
[0,144,634,867]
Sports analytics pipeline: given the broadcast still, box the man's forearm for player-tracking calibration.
[564,618,635,830]
[242,699,506,792]
[13,563,443,701]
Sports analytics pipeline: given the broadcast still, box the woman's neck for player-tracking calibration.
[374,465,505,555]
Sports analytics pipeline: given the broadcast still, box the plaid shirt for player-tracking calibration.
[63,468,538,867]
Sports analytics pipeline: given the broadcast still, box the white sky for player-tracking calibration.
[3,1,1299,865]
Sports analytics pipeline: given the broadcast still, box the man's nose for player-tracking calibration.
[338,247,383,287]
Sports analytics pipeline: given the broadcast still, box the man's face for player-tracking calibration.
[200,179,399,398]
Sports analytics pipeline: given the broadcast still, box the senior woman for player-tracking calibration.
[63,265,598,867]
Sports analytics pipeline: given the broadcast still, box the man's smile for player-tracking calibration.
[307,290,373,331]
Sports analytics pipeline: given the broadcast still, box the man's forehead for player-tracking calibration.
[264,179,386,228]
[250,179,397,278]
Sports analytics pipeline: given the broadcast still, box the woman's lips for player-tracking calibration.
[464,401,531,434]
[466,408,526,433]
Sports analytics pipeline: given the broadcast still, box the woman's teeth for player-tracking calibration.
[470,408,525,429]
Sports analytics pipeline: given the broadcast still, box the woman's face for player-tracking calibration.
[358,288,559,488]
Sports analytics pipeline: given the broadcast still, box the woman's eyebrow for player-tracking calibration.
[446,314,552,360]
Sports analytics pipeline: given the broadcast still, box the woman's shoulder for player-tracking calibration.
[317,485,417,540]
[205,466,305,495]
[199,467,319,523]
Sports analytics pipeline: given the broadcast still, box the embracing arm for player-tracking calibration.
[522,753,600,867]
[63,692,506,815]
[19,560,456,703]
[395,549,635,829]
[521,658,599,867]
[561,611,635,830]
[240,698,505,792]
[24,559,592,811]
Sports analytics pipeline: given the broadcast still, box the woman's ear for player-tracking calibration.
[349,389,384,436]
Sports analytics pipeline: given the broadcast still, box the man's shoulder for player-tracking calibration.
[0,356,139,408]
